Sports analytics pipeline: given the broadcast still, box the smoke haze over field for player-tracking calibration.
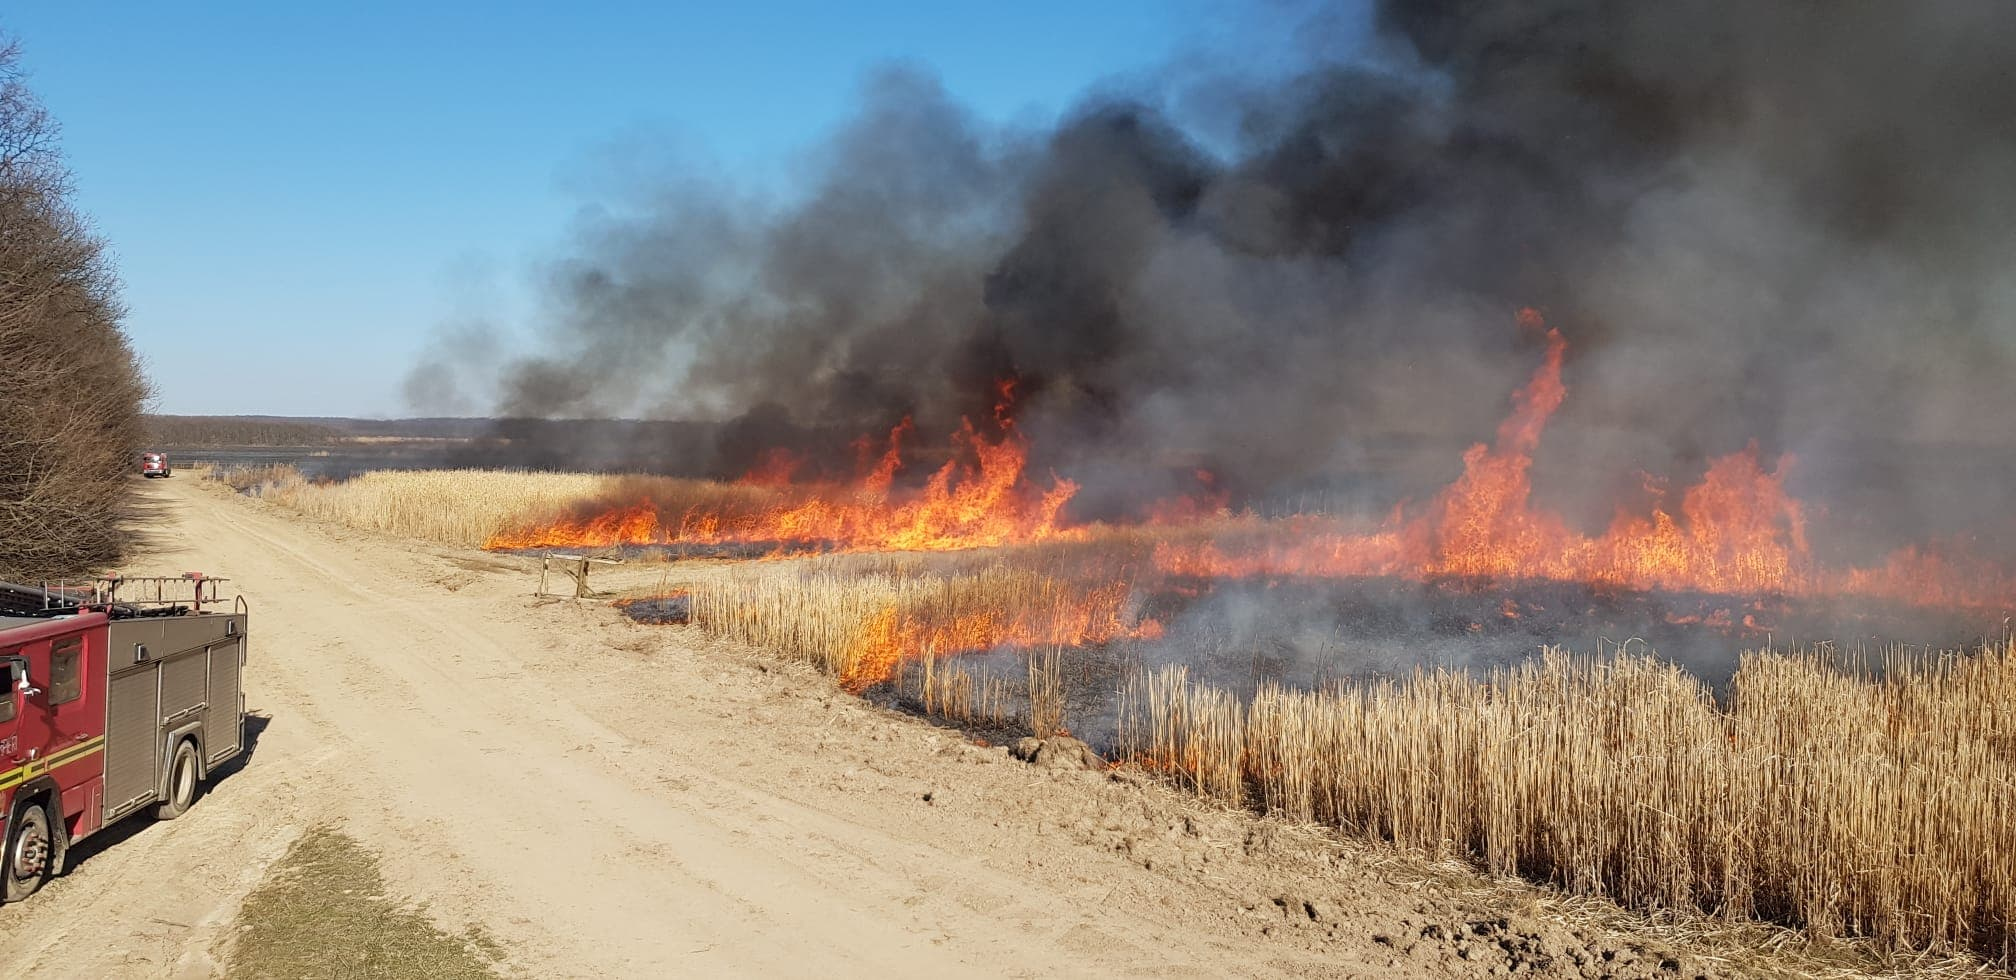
[413,0,2016,535]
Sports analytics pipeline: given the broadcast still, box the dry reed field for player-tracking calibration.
[687,553,1146,696]
[1117,645,2016,966]
[683,547,2016,967]
[222,464,2016,967]
[209,466,768,548]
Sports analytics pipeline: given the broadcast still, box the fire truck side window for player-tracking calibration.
[0,650,14,723]
[49,637,81,705]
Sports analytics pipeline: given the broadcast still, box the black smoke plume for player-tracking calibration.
[413,0,2016,542]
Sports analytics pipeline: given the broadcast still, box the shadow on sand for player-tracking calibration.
[118,475,188,566]
[56,711,273,876]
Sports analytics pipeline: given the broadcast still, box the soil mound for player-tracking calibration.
[1010,736,1102,771]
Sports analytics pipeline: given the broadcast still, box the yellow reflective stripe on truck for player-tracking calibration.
[0,735,106,791]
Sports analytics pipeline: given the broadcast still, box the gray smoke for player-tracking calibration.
[413,0,2016,537]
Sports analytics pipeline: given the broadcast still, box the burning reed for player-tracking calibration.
[686,555,1157,692]
[1118,643,2016,965]
[209,466,761,549]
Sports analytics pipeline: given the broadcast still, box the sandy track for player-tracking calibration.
[0,477,1746,979]
[0,479,1296,978]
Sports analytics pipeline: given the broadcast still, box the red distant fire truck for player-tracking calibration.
[139,452,171,478]
[0,575,247,902]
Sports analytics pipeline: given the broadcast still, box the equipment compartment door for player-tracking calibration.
[204,639,242,762]
[102,665,161,819]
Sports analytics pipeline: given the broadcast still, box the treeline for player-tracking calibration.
[146,415,340,447]
[0,39,148,581]
[150,415,497,440]
[319,417,493,439]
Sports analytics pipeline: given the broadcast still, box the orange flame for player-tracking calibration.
[839,580,1160,691]
[485,401,1083,554]
[1146,469,1231,525]
[1149,316,2015,610]
[494,313,2016,613]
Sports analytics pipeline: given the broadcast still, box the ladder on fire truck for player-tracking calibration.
[0,573,239,619]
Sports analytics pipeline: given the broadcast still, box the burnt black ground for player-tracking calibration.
[827,571,2010,753]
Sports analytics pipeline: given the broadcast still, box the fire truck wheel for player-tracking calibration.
[154,740,201,820]
[3,801,53,903]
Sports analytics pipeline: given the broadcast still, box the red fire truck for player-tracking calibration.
[139,452,172,478]
[0,576,247,902]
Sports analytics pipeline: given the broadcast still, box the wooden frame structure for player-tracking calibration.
[536,553,623,599]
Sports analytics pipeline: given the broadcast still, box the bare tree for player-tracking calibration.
[0,38,150,581]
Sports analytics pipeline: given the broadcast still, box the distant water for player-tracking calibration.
[162,444,471,481]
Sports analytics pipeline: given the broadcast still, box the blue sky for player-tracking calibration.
[5,1,1287,416]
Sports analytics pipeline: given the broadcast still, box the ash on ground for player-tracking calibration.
[928,575,2013,753]
[616,592,691,625]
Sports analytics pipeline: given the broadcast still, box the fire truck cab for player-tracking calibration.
[0,577,246,902]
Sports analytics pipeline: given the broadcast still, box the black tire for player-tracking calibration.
[154,740,200,820]
[3,801,54,903]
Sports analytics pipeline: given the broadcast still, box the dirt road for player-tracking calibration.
[0,478,1743,978]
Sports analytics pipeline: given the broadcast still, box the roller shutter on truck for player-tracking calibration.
[102,614,246,821]
[160,649,205,724]
[205,635,243,762]
[103,664,159,818]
